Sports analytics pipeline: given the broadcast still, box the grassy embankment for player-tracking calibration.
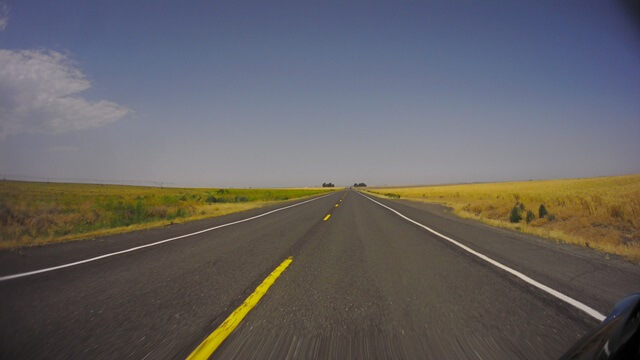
[0,181,333,249]
[367,174,640,261]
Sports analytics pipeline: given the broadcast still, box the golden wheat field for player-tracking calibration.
[0,181,332,248]
[368,174,640,261]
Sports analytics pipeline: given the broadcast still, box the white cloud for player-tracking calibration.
[0,4,8,32]
[0,49,131,138]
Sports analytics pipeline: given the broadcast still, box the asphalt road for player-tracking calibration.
[1,190,639,359]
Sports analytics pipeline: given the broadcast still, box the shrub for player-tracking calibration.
[174,208,186,218]
[148,206,168,218]
[510,205,522,223]
[384,193,400,198]
[548,213,556,221]
[539,204,548,218]
[205,195,217,203]
[134,200,146,222]
[525,210,535,224]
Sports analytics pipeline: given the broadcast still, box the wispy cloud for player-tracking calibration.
[0,49,131,138]
[0,3,8,32]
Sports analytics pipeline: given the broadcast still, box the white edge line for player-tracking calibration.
[0,193,335,282]
[357,192,606,322]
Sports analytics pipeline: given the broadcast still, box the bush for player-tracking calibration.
[548,213,556,221]
[134,200,146,222]
[173,208,186,218]
[384,193,400,198]
[205,195,218,203]
[148,206,168,218]
[538,204,548,218]
[510,205,522,223]
[525,210,535,224]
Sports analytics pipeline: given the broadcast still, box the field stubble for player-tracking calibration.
[368,175,640,262]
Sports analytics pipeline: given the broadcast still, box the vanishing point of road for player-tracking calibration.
[1,190,639,359]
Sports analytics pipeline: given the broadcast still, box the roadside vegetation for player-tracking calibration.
[0,181,332,249]
[366,175,640,261]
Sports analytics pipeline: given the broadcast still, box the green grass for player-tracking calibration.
[0,181,333,248]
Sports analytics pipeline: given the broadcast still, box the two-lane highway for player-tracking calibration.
[1,190,639,359]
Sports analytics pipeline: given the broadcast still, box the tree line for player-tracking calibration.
[321,182,368,187]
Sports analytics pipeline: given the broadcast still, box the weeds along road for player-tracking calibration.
[1,190,639,359]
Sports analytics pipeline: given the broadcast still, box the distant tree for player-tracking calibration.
[322,182,334,188]
[355,182,367,187]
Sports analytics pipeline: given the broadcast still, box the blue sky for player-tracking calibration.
[1,1,638,187]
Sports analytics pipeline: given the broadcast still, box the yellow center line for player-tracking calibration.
[323,214,331,221]
[186,257,293,360]
[335,204,339,207]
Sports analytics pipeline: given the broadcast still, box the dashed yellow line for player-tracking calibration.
[335,204,339,207]
[323,214,331,221]
[186,257,293,360]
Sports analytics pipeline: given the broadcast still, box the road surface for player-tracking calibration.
[1,190,639,359]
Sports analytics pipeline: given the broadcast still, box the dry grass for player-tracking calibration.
[0,181,333,249]
[367,174,640,262]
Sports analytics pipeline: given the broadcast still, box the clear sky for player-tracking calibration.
[1,1,638,187]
